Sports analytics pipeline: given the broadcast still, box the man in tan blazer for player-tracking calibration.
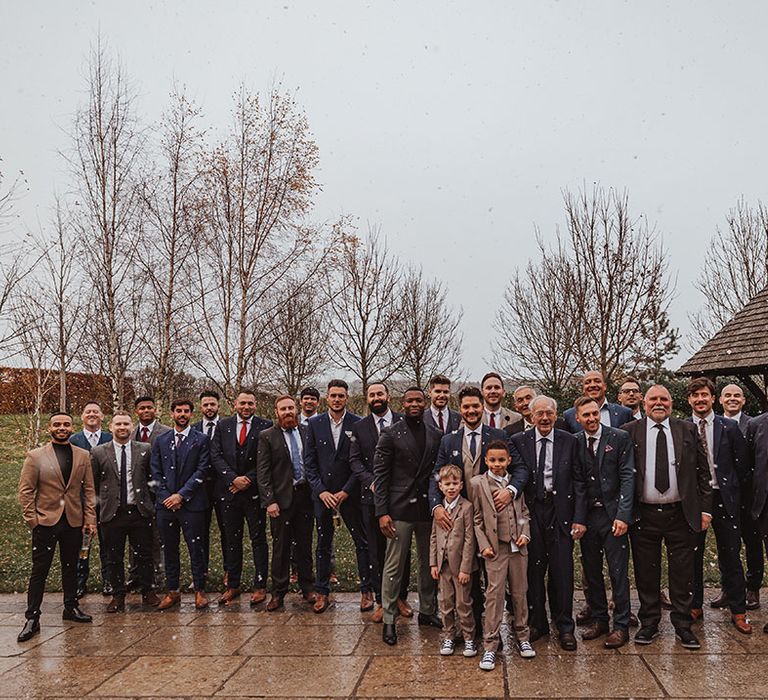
[480,372,522,430]
[17,412,97,642]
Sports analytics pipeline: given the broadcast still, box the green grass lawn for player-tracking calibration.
[0,414,731,594]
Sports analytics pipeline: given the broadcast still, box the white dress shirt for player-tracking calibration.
[330,411,346,449]
[138,420,156,440]
[374,409,394,433]
[430,406,448,430]
[300,412,317,426]
[112,440,135,505]
[599,400,611,427]
[484,408,503,427]
[693,411,719,490]
[632,410,643,421]
[534,428,554,492]
[173,426,191,442]
[642,418,680,504]
[202,416,219,438]
[85,429,102,447]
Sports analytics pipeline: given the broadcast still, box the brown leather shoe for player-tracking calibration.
[360,591,374,612]
[371,605,384,623]
[690,607,703,623]
[302,590,317,603]
[396,598,413,618]
[329,573,339,585]
[576,605,593,626]
[218,588,241,606]
[581,620,609,640]
[142,591,160,607]
[194,591,209,609]
[660,590,673,610]
[157,591,181,610]
[604,628,629,649]
[223,572,229,588]
[266,594,285,612]
[746,589,760,610]
[106,595,125,613]
[313,594,329,613]
[250,589,267,606]
[733,613,753,634]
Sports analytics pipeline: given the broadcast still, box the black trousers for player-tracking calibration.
[361,502,410,604]
[740,496,766,591]
[581,506,630,629]
[527,496,575,634]
[26,514,81,619]
[631,502,696,631]
[269,483,314,595]
[223,492,269,590]
[692,490,746,614]
[76,505,109,590]
[101,506,154,596]
[202,479,228,577]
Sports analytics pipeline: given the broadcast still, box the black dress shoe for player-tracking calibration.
[675,627,701,649]
[62,607,92,623]
[628,611,639,627]
[746,589,760,610]
[17,618,40,642]
[417,612,442,628]
[575,605,593,626]
[559,632,577,651]
[634,626,659,644]
[383,622,398,645]
[529,626,550,642]
[709,590,729,608]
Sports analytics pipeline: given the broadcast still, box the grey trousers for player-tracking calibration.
[381,519,435,624]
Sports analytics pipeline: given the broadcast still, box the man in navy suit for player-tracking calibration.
[563,371,633,433]
[511,395,587,651]
[423,374,461,434]
[210,390,272,606]
[686,378,751,633]
[349,381,406,621]
[150,398,211,610]
[191,390,227,588]
[747,411,768,631]
[305,379,369,613]
[573,396,635,648]
[70,401,113,598]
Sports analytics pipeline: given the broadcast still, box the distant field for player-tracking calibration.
[0,414,726,594]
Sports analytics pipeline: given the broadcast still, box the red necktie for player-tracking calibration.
[489,413,496,428]
[438,411,445,432]
[238,420,248,446]
[141,426,149,442]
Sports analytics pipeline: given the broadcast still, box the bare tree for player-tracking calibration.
[689,196,768,346]
[136,88,204,413]
[186,85,324,401]
[326,230,402,391]
[492,242,580,393]
[395,266,463,387]
[68,41,145,410]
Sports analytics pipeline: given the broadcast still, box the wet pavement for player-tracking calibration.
[0,590,766,698]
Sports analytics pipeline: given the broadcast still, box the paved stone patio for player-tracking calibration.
[1,590,767,698]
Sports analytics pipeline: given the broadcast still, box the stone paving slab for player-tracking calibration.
[0,591,767,698]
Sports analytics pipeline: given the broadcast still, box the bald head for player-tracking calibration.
[719,383,746,418]
[582,370,607,403]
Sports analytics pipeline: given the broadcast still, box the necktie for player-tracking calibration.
[378,418,386,433]
[537,437,547,500]
[654,424,670,493]
[288,428,303,482]
[437,410,445,432]
[469,431,478,459]
[120,445,128,505]
[239,421,248,446]
[489,412,496,428]
[206,422,214,439]
[175,432,185,450]
[89,433,98,448]
[698,419,709,456]
[587,436,597,456]
[141,426,149,442]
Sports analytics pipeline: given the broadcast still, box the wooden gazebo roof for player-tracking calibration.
[679,285,768,408]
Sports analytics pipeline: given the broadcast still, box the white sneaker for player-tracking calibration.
[463,638,478,657]
[518,640,536,658]
[479,650,496,671]
[439,638,455,656]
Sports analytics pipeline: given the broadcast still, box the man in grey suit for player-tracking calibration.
[91,412,159,612]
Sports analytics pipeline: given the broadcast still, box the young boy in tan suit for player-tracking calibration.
[429,464,477,657]
[471,439,534,670]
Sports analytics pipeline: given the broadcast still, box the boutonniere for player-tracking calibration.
[452,450,459,457]
[345,430,352,438]
[604,444,613,453]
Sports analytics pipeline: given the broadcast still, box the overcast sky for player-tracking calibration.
[2,1,766,380]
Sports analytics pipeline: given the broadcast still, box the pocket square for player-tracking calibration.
[604,444,613,453]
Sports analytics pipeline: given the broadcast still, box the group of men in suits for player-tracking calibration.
[16,370,768,656]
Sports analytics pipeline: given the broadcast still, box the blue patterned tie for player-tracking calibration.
[288,428,303,481]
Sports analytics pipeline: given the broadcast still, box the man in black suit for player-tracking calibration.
[423,374,461,434]
[70,401,113,598]
[618,377,644,421]
[573,396,635,648]
[431,385,520,629]
[349,381,408,622]
[91,412,159,612]
[686,378,751,633]
[305,379,368,613]
[374,387,442,645]
[511,395,586,651]
[211,390,273,606]
[256,395,315,610]
[718,383,763,610]
[192,390,227,588]
[563,371,633,433]
[747,411,768,631]
[625,384,713,649]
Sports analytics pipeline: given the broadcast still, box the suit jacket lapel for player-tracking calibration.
[713,417,723,459]
[596,431,608,474]
[670,419,683,476]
